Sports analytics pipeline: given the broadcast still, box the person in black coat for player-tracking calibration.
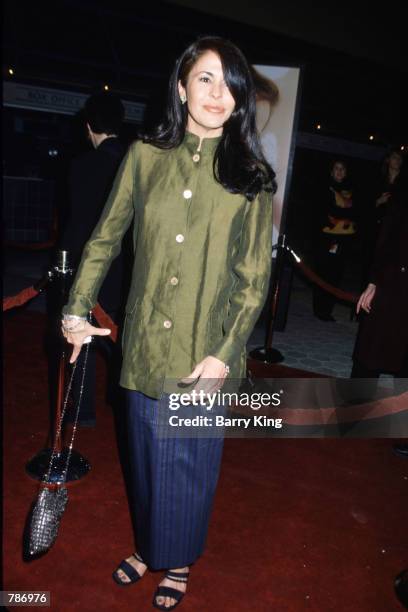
[351,191,408,452]
[60,92,128,425]
[312,159,357,321]
[352,195,408,378]
[360,149,406,288]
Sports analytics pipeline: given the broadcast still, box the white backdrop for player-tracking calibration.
[254,65,301,247]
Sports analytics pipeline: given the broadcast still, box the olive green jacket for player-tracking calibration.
[64,132,273,398]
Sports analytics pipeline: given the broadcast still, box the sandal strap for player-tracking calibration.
[155,586,184,601]
[166,571,189,582]
[116,560,141,582]
[133,551,144,563]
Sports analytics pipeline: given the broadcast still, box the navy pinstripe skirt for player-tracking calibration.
[126,390,225,570]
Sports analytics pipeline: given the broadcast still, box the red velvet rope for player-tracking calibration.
[91,304,118,343]
[3,286,39,311]
[4,284,406,427]
[2,284,118,342]
[296,260,358,303]
[3,246,358,341]
[289,251,359,304]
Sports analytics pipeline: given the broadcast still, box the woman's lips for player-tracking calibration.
[204,105,224,113]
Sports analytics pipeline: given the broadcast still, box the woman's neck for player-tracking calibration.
[388,167,400,183]
[185,128,223,152]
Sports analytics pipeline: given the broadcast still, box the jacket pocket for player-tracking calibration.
[207,305,228,349]
[125,295,140,316]
[122,298,140,351]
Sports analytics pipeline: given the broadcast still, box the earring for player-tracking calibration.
[180,95,186,104]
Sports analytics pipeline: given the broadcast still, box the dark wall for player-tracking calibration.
[168,1,408,71]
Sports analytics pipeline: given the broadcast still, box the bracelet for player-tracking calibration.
[62,320,86,332]
[62,314,87,332]
[62,321,87,333]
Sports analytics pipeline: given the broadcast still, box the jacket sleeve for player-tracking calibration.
[62,143,137,317]
[211,189,273,365]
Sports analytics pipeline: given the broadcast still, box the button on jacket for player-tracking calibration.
[64,131,273,398]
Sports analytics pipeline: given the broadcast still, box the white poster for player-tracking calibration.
[254,65,301,247]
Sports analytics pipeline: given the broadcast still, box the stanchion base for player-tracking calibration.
[25,448,91,483]
[249,346,285,364]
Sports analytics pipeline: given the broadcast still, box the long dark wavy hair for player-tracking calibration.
[143,36,276,200]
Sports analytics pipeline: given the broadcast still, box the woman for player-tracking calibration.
[351,190,408,449]
[374,149,405,226]
[361,149,406,287]
[352,191,408,380]
[62,36,275,610]
[312,159,356,321]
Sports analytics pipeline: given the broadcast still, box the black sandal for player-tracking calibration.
[152,570,189,610]
[112,551,146,586]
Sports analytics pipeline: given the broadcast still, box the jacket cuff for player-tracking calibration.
[62,293,93,318]
[210,337,242,368]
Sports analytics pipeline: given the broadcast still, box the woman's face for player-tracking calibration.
[178,50,236,138]
[388,152,403,171]
[331,162,347,182]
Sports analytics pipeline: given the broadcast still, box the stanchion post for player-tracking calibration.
[249,235,286,363]
[26,250,91,483]
[50,251,71,454]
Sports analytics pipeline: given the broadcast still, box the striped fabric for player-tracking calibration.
[126,390,225,569]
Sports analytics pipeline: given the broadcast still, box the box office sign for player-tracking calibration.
[3,81,145,124]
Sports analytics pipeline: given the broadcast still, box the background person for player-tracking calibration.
[312,159,357,321]
[59,92,128,425]
[374,149,406,227]
[61,36,275,610]
[351,192,408,453]
[361,148,407,288]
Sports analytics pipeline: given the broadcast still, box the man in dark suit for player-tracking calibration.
[60,92,128,425]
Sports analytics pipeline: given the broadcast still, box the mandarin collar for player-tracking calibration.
[183,130,222,156]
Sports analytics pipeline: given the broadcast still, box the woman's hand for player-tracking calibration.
[356,283,376,314]
[180,355,229,396]
[61,320,111,363]
[375,192,391,207]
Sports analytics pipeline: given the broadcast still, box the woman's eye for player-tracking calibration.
[199,76,211,83]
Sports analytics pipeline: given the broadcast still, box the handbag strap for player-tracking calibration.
[43,337,90,486]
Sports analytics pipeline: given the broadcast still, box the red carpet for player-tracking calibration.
[4,312,407,611]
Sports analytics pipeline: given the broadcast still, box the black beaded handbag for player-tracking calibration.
[28,341,89,556]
